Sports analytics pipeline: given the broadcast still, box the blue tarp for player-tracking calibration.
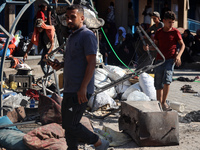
[0,48,10,57]
[0,116,29,150]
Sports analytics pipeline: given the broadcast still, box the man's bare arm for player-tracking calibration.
[23,41,33,61]
[77,54,96,104]
[45,38,54,59]
[143,40,158,51]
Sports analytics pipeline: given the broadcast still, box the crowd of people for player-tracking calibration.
[24,0,200,70]
[99,0,200,68]
[98,1,137,66]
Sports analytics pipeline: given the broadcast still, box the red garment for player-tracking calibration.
[23,123,67,150]
[31,21,55,46]
[154,27,182,60]
[36,10,46,21]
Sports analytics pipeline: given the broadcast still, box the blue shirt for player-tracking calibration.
[64,25,97,94]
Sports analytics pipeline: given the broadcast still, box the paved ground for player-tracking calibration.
[2,64,200,150]
[86,69,200,150]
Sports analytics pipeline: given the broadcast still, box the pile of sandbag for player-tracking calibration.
[88,65,157,111]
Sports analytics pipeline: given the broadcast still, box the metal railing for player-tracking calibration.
[188,18,200,33]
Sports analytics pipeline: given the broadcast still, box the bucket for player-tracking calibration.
[16,68,32,75]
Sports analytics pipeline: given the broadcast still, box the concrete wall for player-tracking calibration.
[95,0,188,31]
[137,0,188,29]
[138,0,146,25]
[5,4,15,32]
[178,0,188,29]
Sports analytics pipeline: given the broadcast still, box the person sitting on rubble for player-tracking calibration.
[181,29,195,64]
[193,29,200,56]
[119,33,136,66]
[114,26,126,65]
[23,18,58,83]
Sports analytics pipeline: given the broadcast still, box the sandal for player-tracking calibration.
[182,89,198,93]
[180,85,192,90]
[162,104,172,111]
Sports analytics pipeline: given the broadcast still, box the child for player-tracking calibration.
[147,11,164,40]
[36,3,47,22]
[144,11,185,111]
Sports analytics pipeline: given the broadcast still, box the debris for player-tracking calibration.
[180,84,198,93]
[94,128,113,143]
[127,91,150,101]
[6,107,26,123]
[88,92,117,112]
[0,116,29,150]
[23,123,67,150]
[119,101,179,146]
[169,101,185,113]
[182,111,200,123]
[102,125,132,147]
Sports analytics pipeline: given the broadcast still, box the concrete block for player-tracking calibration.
[119,101,179,146]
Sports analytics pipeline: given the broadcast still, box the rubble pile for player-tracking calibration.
[182,110,200,123]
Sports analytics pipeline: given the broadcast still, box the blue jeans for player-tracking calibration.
[62,93,99,150]
[154,59,175,90]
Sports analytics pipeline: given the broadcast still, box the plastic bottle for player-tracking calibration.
[94,128,112,142]
[10,81,17,90]
[2,81,9,89]
[30,99,35,108]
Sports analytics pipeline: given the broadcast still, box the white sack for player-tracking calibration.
[104,65,126,81]
[121,82,141,100]
[95,68,108,81]
[95,77,117,98]
[96,68,109,76]
[127,91,150,101]
[115,83,130,94]
[139,72,156,100]
[88,92,117,111]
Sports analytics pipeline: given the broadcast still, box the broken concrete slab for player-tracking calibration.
[119,101,179,146]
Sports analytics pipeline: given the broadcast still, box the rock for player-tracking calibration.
[119,101,179,146]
